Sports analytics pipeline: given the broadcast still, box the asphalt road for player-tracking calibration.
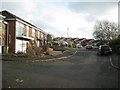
[2,49,119,88]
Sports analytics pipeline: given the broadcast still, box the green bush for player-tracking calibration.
[53,46,68,51]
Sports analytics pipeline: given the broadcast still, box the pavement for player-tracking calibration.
[2,48,77,62]
[50,51,63,56]
[110,54,120,70]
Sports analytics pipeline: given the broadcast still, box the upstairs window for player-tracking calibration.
[16,21,27,36]
[32,28,35,37]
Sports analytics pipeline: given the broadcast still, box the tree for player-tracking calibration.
[47,34,53,47]
[93,20,118,41]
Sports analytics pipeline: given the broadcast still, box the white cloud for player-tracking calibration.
[34,8,95,38]
[1,1,118,39]
[2,0,119,2]
[96,7,118,23]
[20,0,37,12]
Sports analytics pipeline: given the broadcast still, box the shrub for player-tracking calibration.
[109,38,120,53]
[17,51,24,54]
[26,46,48,57]
[33,46,45,56]
[53,46,68,51]
[26,46,36,57]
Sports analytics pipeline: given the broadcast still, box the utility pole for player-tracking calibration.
[67,28,69,38]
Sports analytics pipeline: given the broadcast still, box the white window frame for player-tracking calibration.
[32,28,35,37]
[26,26,29,37]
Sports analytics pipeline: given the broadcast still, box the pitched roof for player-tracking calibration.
[1,10,37,27]
[0,10,46,33]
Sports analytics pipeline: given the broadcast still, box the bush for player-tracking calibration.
[26,46,36,57]
[53,46,68,51]
[109,38,120,53]
[17,51,24,54]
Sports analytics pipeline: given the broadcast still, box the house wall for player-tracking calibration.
[40,32,45,46]
[1,11,49,53]
[15,20,45,53]
[8,20,16,53]
[0,16,9,53]
[0,36,1,54]
[29,27,32,37]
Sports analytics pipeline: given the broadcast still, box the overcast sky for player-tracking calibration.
[0,0,119,39]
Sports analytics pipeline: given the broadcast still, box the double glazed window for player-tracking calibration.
[16,21,27,36]
[0,21,2,36]
[0,21,5,36]
[41,32,44,38]
[32,28,35,37]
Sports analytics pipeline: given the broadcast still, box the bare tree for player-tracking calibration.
[93,20,118,41]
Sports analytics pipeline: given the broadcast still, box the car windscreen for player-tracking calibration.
[101,46,110,50]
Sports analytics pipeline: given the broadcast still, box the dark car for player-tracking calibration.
[98,45,112,55]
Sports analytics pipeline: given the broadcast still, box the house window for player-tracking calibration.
[0,21,5,36]
[41,32,43,38]
[23,24,27,36]
[38,31,40,38]
[26,26,29,37]
[0,21,2,36]
[0,21,2,28]
[32,28,35,37]
[37,41,40,47]
[16,21,27,36]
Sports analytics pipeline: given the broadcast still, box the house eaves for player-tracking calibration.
[1,10,47,34]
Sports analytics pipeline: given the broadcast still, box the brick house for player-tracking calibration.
[0,14,8,54]
[1,10,47,53]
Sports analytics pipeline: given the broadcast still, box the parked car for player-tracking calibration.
[92,46,99,49]
[85,45,93,49]
[98,45,112,55]
[76,44,82,48]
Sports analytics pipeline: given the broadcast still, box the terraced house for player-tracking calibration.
[0,14,8,54]
[0,10,48,53]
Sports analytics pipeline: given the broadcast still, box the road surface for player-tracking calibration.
[2,49,119,88]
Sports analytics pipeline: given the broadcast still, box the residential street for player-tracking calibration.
[2,48,119,88]
[0,56,2,89]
